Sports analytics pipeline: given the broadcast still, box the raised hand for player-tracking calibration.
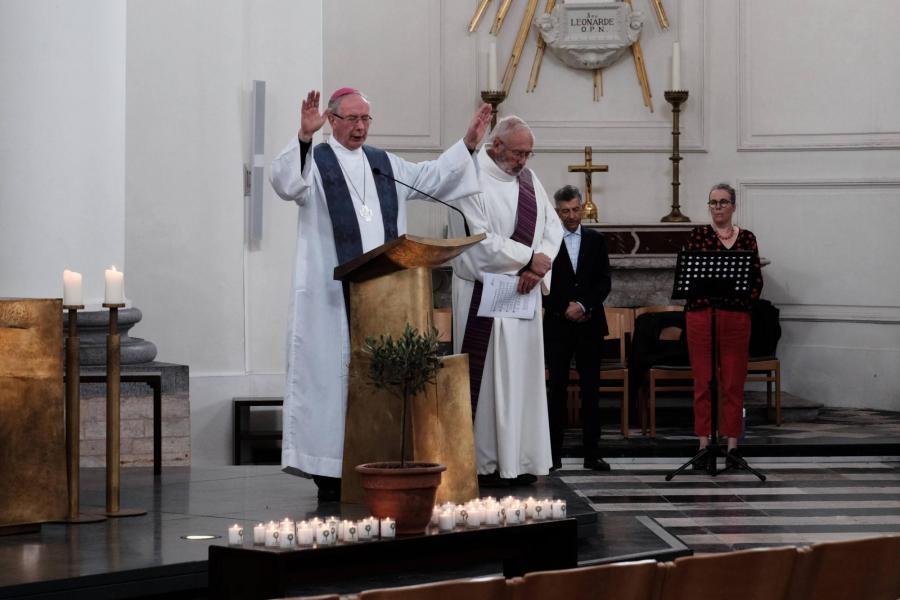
[463,103,494,151]
[298,90,330,142]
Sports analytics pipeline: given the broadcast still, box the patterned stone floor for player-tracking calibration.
[577,407,900,456]
[559,455,900,554]
[558,406,900,554]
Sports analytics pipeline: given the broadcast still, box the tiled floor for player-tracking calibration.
[559,455,900,554]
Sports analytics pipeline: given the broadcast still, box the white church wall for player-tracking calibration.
[0,0,126,305]
[324,0,900,412]
[125,0,322,465]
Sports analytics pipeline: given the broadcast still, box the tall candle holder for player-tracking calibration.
[102,303,145,518]
[661,90,691,223]
[60,304,105,524]
[480,90,507,131]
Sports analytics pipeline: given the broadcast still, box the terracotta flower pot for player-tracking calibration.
[355,462,446,535]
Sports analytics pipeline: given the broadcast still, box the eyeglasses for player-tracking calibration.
[332,113,374,124]
[498,140,534,160]
[707,199,734,208]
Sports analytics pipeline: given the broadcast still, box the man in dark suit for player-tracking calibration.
[543,185,612,471]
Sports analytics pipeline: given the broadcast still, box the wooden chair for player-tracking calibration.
[561,306,633,437]
[599,307,633,437]
[517,559,663,600]
[635,306,688,438]
[746,356,782,426]
[356,575,509,600]
[636,306,782,437]
[785,535,900,600]
[658,546,798,600]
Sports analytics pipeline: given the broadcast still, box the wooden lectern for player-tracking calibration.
[336,234,485,505]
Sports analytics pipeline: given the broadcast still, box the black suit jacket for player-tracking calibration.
[543,227,612,337]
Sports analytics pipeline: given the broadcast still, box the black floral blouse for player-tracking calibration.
[684,225,763,313]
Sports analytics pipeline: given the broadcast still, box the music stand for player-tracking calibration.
[664,250,766,482]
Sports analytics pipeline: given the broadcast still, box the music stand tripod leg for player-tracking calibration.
[723,451,767,481]
[665,446,713,481]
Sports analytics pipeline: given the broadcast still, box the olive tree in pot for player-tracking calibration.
[355,324,445,535]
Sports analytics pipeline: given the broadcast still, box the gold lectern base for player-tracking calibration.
[340,267,478,506]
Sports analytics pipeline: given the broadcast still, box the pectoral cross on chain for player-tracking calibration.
[567,146,608,222]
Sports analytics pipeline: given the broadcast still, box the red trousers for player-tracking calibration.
[686,308,751,438]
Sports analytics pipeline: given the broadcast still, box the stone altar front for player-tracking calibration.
[587,223,692,307]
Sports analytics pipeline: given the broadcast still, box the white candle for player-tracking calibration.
[345,521,358,543]
[524,497,536,519]
[318,524,334,545]
[358,518,372,540]
[104,265,125,304]
[485,505,501,526]
[228,524,243,546]
[438,510,454,532]
[381,517,396,538]
[253,523,265,545]
[279,524,295,548]
[431,506,441,527]
[265,523,279,548]
[671,41,681,90]
[552,499,567,520]
[62,270,83,306]
[467,508,483,528]
[507,503,523,525]
[297,521,314,546]
[488,42,498,90]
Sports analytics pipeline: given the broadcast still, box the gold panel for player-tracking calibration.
[341,354,478,505]
[0,299,67,526]
[411,354,479,505]
[341,268,479,505]
[348,267,433,351]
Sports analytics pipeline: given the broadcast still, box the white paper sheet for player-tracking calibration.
[476,273,538,320]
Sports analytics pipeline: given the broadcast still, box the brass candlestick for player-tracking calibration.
[480,90,507,131]
[102,303,145,518]
[662,90,691,223]
[61,305,105,524]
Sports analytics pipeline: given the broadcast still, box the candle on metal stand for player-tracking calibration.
[104,265,125,305]
[63,269,83,306]
[671,41,681,90]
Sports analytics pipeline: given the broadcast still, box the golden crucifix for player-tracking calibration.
[568,146,608,222]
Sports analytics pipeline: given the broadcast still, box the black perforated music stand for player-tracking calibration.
[664,250,766,482]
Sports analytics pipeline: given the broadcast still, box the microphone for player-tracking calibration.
[372,167,471,237]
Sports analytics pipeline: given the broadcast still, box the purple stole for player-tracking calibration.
[460,169,538,419]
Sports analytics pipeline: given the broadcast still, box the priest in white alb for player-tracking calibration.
[270,88,492,501]
[448,116,564,487]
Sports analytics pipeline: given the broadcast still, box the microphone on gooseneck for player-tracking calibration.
[371,167,471,237]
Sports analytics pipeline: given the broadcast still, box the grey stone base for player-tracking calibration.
[63,307,157,365]
[78,361,190,467]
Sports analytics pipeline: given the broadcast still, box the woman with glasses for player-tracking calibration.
[684,183,763,469]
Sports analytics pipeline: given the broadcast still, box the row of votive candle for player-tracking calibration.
[432,496,566,532]
[228,516,396,548]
